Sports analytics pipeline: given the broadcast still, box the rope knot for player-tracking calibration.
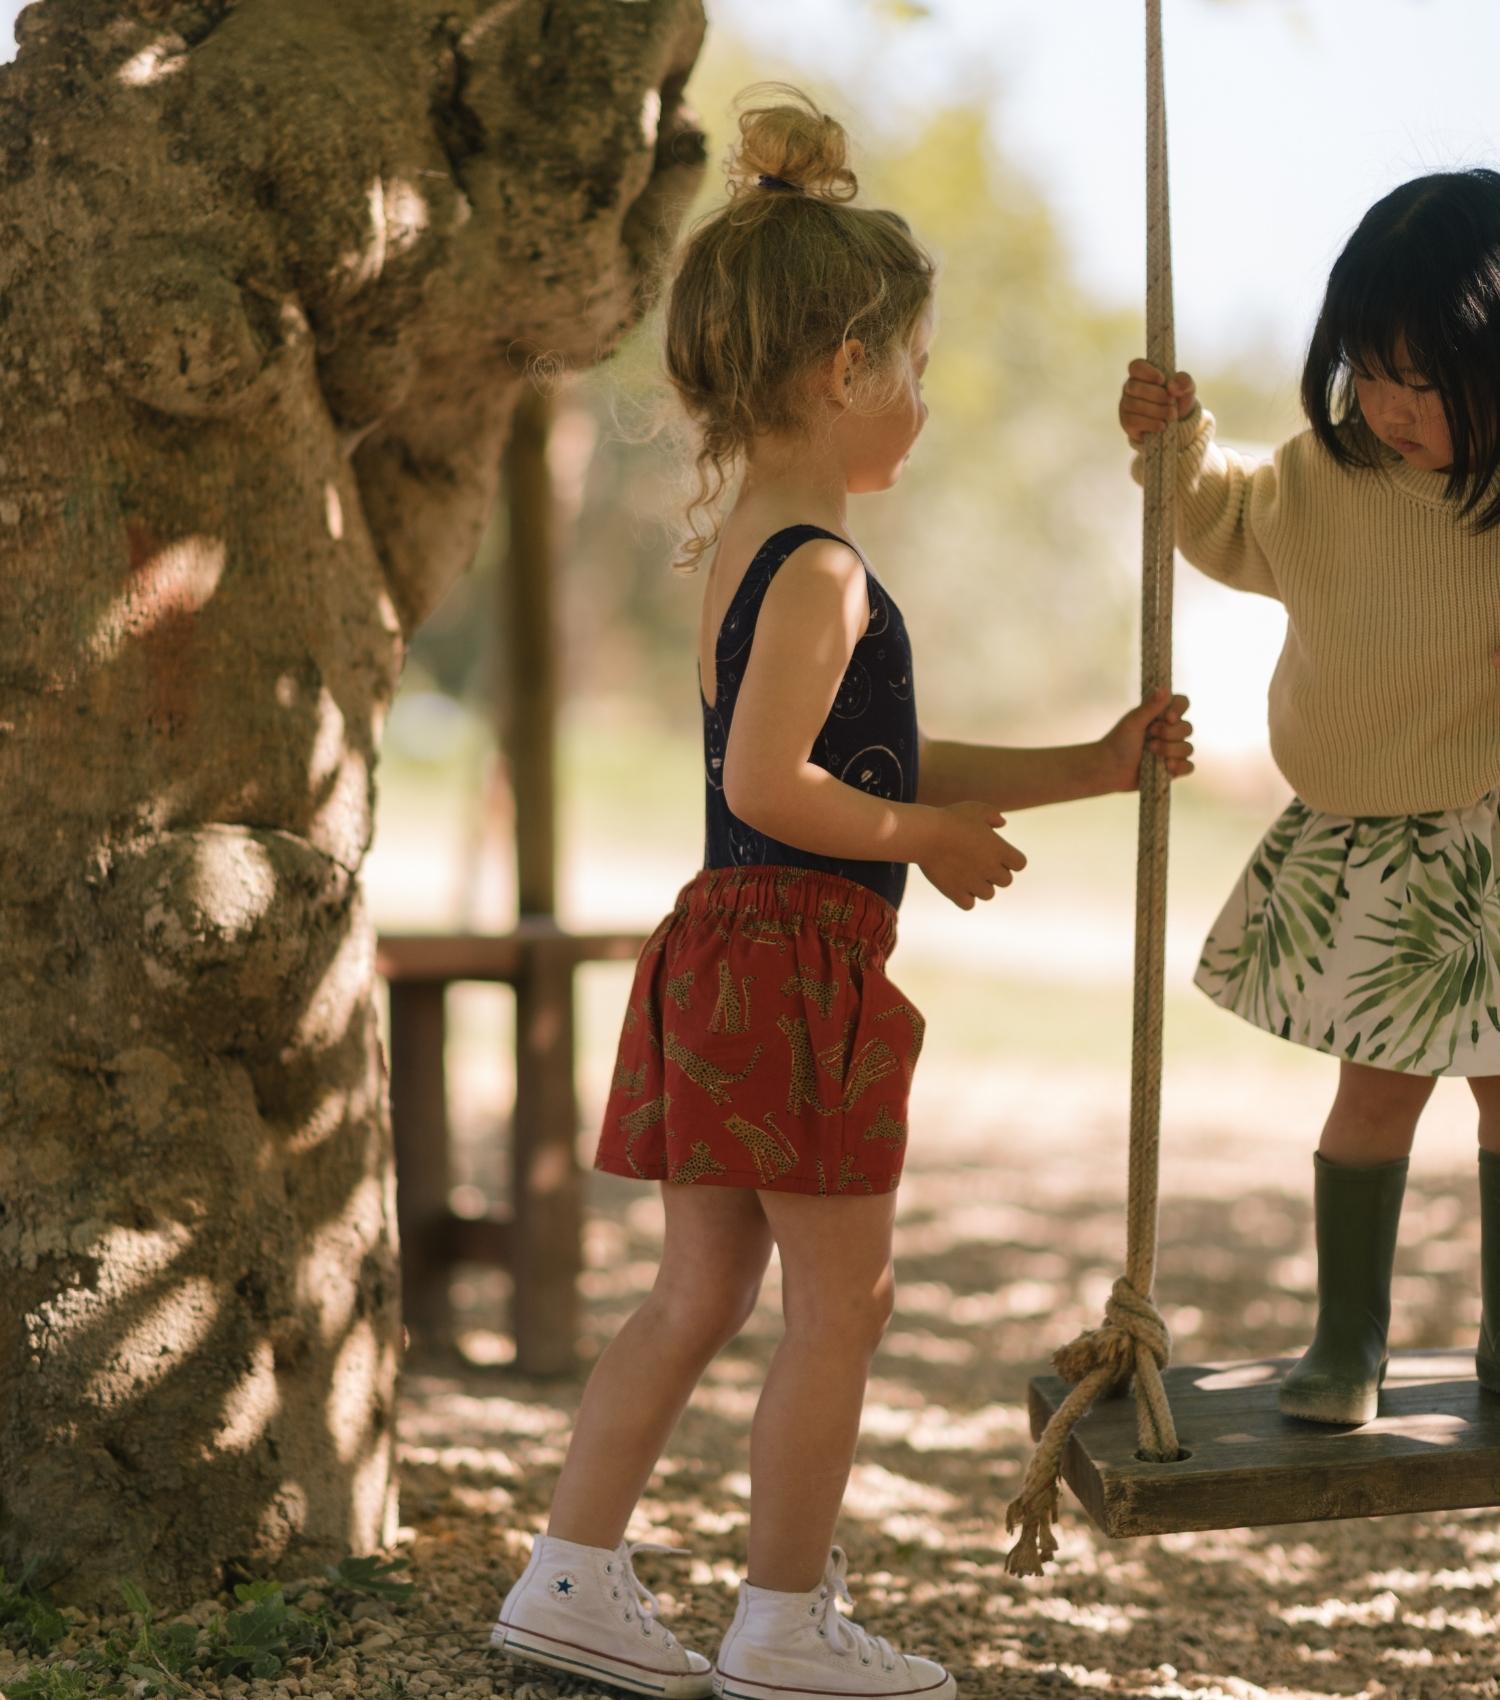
[1051,1277,1170,1392]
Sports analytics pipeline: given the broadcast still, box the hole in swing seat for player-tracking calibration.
[1134,1446,1193,1464]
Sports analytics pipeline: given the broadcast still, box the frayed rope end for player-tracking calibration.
[1002,1481,1059,1578]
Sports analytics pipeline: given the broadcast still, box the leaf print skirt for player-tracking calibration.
[593,865,926,1195]
[1196,791,1500,1076]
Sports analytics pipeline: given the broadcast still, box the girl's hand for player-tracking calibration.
[1098,689,1194,791]
[919,801,1028,911]
[1119,359,1197,444]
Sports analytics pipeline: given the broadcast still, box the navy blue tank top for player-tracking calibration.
[701,524,919,909]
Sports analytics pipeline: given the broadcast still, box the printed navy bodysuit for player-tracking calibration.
[701,524,920,909]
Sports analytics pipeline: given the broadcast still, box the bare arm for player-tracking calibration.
[917,739,1112,811]
[722,538,1025,907]
[916,691,1195,811]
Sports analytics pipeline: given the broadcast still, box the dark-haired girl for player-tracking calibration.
[1119,168,1500,1428]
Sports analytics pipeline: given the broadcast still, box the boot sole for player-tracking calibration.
[714,1666,957,1700]
[1478,1356,1500,1395]
[491,1619,713,1698]
[1277,1357,1387,1426]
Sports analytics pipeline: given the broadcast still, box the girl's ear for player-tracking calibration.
[827,338,866,405]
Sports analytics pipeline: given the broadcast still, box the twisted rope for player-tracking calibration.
[1004,0,1182,1578]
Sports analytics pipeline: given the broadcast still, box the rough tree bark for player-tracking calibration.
[0,0,705,1609]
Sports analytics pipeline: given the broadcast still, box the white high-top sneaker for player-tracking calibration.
[490,1533,714,1698]
[714,1547,956,1700]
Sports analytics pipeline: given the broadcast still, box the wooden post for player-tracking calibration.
[503,383,559,919]
[388,981,451,1341]
[502,383,581,1375]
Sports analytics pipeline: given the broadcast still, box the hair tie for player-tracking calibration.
[757,174,802,194]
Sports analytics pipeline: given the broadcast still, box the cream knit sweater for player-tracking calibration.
[1135,407,1500,817]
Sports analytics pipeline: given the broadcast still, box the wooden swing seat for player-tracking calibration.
[1028,1349,1500,1538]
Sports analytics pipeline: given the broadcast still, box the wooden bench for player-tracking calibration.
[377,920,646,1375]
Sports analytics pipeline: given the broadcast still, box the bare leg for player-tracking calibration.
[547,1182,774,1548]
[1318,1058,1436,1164]
[747,1189,898,1593]
[1469,1076,1500,1154]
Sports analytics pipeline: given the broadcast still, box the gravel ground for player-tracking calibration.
[7,1062,1500,1700]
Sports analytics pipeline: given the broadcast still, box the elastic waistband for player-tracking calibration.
[678,864,898,961]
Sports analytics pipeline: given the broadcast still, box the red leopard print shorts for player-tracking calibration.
[592,865,925,1197]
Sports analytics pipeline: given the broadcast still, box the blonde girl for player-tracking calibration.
[490,85,1193,1700]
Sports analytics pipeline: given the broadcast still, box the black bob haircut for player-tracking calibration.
[1302,168,1500,533]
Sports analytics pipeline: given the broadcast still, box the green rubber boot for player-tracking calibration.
[1278,1151,1408,1426]
[1478,1149,1500,1394]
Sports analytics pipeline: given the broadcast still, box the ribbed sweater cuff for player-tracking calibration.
[1129,403,1214,490]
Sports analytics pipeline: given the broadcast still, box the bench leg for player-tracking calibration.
[512,945,581,1376]
[388,981,451,1343]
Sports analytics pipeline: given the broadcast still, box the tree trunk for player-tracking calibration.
[0,0,705,1609]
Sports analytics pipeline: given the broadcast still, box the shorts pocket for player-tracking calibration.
[829,958,919,1191]
[845,960,925,1098]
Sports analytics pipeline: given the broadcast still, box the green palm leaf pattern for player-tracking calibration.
[1196,794,1500,1077]
[1197,799,1350,1038]
[1345,823,1500,1071]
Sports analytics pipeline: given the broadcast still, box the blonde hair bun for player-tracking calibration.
[727,83,858,203]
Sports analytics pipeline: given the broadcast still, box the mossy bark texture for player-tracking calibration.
[0,0,705,1608]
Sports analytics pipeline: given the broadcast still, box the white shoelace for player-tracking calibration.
[606,1540,690,1649]
[811,1547,898,1672]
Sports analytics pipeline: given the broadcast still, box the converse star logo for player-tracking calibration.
[549,1573,579,1600]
